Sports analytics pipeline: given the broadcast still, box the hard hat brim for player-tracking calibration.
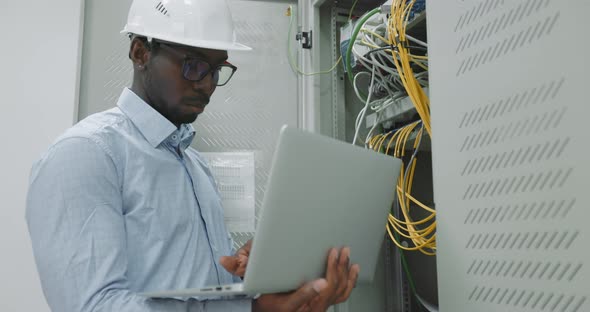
[121,30,252,52]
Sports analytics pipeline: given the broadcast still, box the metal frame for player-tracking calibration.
[73,1,86,125]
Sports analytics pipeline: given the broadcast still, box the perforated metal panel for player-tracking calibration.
[428,0,589,311]
[192,1,298,248]
[78,0,299,248]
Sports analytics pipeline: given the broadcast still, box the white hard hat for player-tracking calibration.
[121,0,252,51]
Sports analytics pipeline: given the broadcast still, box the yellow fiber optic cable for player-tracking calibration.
[388,0,431,136]
[371,122,436,255]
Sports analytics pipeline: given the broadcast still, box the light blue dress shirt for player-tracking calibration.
[26,88,251,311]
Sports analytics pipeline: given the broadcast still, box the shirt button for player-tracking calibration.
[172,135,178,140]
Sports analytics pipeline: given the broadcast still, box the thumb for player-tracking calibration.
[288,279,328,310]
[219,255,239,274]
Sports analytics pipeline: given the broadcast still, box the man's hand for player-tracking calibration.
[253,279,328,312]
[219,239,252,278]
[300,247,360,311]
[253,247,360,312]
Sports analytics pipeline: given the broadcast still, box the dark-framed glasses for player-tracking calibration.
[158,42,237,87]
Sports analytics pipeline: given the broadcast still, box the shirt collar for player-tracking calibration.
[117,88,196,149]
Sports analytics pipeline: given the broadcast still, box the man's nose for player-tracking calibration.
[192,72,216,94]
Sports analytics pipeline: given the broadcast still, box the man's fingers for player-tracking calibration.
[334,279,354,304]
[219,256,239,274]
[295,303,311,312]
[338,248,350,278]
[286,279,327,311]
[339,247,350,267]
[234,254,249,276]
[238,239,253,257]
[351,264,360,282]
[220,241,252,277]
[335,264,360,304]
[325,248,339,284]
[333,247,351,295]
[238,254,248,264]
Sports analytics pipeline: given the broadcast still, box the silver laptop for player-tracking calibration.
[141,125,402,298]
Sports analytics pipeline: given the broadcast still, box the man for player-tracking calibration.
[26,0,359,311]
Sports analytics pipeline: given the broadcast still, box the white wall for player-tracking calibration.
[0,1,83,311]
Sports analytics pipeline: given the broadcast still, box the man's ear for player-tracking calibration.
[129,38,150,70]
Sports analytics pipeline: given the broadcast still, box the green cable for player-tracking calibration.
[348,0,359,20]
[393,231,418,296]
[345,7,381,86]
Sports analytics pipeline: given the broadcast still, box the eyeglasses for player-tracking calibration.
[158,42,237,87]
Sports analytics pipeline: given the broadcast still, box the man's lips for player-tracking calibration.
[183,97,209,109]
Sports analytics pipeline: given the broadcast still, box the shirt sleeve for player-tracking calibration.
[26,137,251,312]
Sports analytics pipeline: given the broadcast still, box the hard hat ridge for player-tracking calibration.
[121,0,252,51]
